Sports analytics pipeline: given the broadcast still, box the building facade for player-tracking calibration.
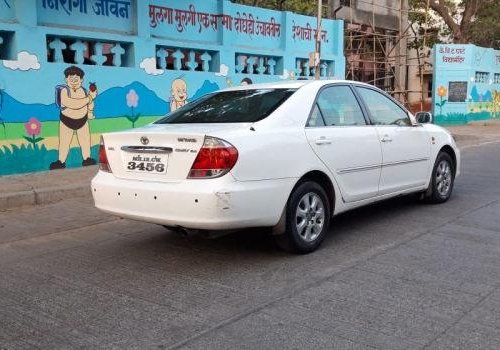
[0,0,345,175]
[432,44,500,124]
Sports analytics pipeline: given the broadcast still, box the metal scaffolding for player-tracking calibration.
[332,0,431,111]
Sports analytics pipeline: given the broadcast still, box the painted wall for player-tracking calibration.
[0,0,345,176]
[432,44,500,125]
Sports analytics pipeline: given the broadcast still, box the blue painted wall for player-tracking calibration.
[0,0,345,175]
[432,44,500,125]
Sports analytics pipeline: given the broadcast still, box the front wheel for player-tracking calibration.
[424,152,455,203]
[275,181,331,254]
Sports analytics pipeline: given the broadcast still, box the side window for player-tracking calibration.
[315,86,366,126]
[356,87,411,126]
[307,104,326,127]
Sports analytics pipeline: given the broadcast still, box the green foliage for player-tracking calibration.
[22,135,44,144]
[0,117,160,141]
[469,0,500,49]
[126,113,141,128]
[435,99,447,108]
[435,112,468,125]
[230,0,317,16]
[407,0,444,51]
[410,0,496,47]
[435,111,492,125]
[0,143,99,176]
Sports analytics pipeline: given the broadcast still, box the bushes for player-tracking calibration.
[0,143,98,175]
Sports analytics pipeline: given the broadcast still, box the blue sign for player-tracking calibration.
[149,1,221,43]
[37,0,136,34]
[149,1,283,48]
[289,12,338,57]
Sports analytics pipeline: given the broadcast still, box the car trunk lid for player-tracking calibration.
[102,123,249,182]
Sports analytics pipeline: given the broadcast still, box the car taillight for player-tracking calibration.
[99,136,112,173]
[188,136,238,179]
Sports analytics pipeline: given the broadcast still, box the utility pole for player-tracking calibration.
[314,0,322,80]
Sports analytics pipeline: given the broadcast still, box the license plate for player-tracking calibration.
[125,154,167,174]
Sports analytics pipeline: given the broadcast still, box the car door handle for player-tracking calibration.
[380,136,392,143]
[315,138,332,145]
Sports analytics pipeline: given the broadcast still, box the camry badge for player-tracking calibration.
[140,136,149,145]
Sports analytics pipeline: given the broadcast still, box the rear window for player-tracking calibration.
[155,89,296,124]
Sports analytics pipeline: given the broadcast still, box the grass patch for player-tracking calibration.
[0,116,161,141]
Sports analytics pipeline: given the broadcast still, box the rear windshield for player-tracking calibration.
[155,88,296,124]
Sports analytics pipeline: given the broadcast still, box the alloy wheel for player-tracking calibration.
[436,160,452,197]
[295,192,325,242]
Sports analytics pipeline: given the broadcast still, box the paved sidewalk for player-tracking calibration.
[0,120,499,212]
[0,166,97,211]
[446,120,500,148]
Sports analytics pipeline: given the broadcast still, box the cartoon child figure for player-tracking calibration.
[49,66,98,170]
[240,77,253,86]
[170,78,188,112]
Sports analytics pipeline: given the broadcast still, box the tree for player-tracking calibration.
[411,0,495,46]
[468,0,500,49]
[408,0,442,51]
[230,0,317,16]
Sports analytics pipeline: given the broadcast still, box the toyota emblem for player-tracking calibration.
[140,136,149,145]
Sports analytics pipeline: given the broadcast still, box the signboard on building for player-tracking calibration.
[37,0,136,34]
[448,81,467,102]
[437,45,468,65]
[149,1,283,48]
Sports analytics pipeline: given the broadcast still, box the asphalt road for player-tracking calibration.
[1,142,500,349]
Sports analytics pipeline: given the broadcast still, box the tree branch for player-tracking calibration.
[426,0,462,41]
[460,0,484,37]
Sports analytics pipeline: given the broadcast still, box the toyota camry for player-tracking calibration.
[92,80,460,253]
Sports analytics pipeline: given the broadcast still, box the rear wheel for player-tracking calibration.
[424,152,455,203]
[275,181,330,254]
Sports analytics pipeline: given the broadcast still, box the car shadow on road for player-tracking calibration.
[126,194,426,258]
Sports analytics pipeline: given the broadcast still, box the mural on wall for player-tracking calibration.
[169,78,188,112]
[50,66,97,170]
[0,0,345,176]
[433,44,500,124]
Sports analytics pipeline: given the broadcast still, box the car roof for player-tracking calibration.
[220,79,376,91]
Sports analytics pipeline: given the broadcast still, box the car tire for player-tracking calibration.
[424,152,455,204]
[275,181,330,254]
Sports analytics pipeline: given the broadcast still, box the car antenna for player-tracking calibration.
[249,126,256,131]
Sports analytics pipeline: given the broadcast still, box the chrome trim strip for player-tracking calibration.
[121,146,173,154]
[382,157,430,168]
[337,164,381,174]
[337,157,429,174]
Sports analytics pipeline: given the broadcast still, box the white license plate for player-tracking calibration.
[125,153,167,174]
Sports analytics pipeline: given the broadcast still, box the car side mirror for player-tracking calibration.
[415,112,433,124]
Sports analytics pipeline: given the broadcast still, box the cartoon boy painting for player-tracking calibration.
[49,66,97,170]
[240,77,253,86]
[170,78,188,112]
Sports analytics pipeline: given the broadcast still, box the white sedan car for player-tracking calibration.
[92,80,460,253]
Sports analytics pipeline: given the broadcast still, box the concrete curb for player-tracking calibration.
[0,184,91,212]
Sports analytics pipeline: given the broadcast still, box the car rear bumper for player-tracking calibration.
[91,171,296,230]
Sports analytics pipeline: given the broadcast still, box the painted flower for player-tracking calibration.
[126,89,139,108]
[437,86,447,97]
[24,117,42,137]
